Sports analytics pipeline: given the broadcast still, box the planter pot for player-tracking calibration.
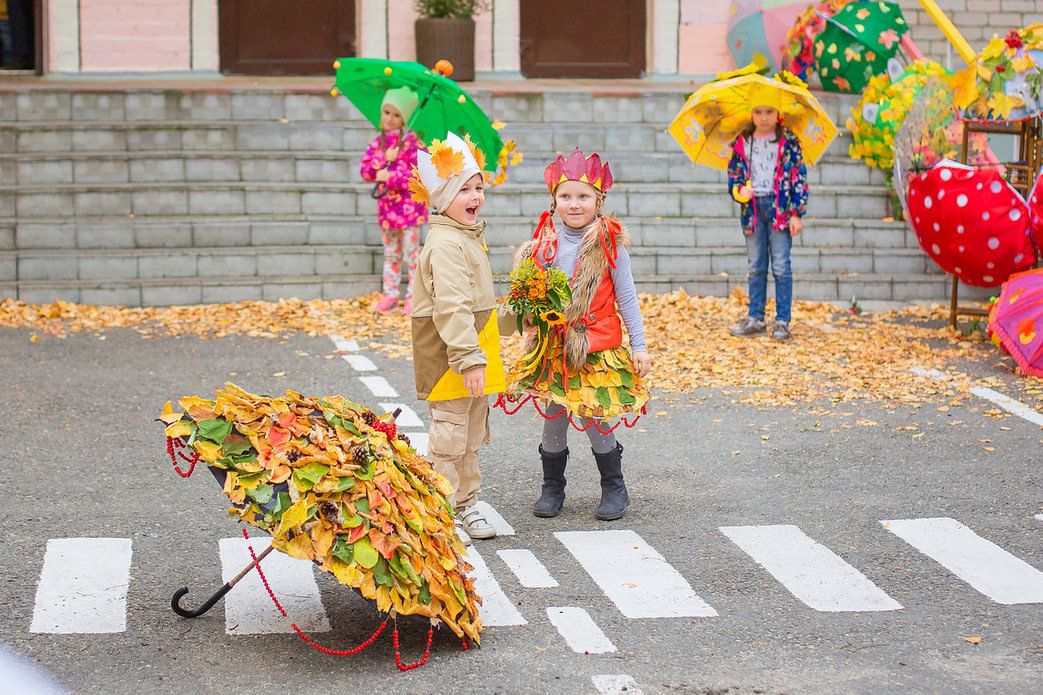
[415,17,475,82]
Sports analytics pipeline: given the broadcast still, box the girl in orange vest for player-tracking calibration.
[499,149,652,520]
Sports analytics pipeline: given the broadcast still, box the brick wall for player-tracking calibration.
[897,0,1043,66]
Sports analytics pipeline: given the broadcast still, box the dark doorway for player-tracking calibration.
[520,0,645,78]
[218,0,356,75]
[0,0,39,71]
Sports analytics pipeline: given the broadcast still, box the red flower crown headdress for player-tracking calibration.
[543,148,613,194]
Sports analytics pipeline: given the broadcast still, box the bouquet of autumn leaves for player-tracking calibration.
[159,383,482,643]
[506,258,572,371]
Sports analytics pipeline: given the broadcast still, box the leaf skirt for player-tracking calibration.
[505,336,650,422]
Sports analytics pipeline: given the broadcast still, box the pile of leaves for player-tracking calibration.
[6,291,1019,409]
[160,383,482,643]
[636,289,997,408]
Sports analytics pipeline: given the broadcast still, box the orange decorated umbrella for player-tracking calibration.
[988,268,1043,378]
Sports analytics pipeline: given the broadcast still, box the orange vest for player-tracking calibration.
[575,272,622,353]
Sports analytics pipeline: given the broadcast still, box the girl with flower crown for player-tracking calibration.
[497,149,652,521]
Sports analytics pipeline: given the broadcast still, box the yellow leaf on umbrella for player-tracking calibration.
[950,64,979,109]
[193,439,222,463]
[159,401,182,425]
[312,523,336,558]
[164,420,193,438]
[327,557,363,586]
[987,93,1023,120]
[283,533,314,560]
[277,498,310,536]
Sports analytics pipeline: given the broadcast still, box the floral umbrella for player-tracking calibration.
[726,0,809,73]
[668,68,837,171]
[781,0,855,82]
[988,268,1043,377]
[891,76,995,218]
[160,383,483,648]
[952,26,1043,122]
[905,162,1037,287]
[815,1,909,93]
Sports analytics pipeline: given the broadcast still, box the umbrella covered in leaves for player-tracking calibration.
[160,383,483,645]
[815,1,909,93]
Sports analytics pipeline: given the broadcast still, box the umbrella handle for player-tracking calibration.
[371,183,388,199]
[170,544,275,618]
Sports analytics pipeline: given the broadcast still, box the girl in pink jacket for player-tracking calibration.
[359,87,428,314]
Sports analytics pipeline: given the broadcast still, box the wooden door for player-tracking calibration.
[520,1,645,78]
[219,0,355,75]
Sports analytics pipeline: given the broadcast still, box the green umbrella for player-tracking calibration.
[814,1,908,93]
[332,57,509,178]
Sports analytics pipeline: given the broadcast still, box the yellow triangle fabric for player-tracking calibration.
[427,313,507,401]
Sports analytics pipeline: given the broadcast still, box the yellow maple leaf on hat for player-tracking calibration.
[407,166,430,205]
[428,139,465,179]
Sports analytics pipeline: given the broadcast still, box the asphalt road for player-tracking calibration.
[1,327,1040,694]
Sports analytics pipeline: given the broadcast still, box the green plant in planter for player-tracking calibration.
[414,0,489,19]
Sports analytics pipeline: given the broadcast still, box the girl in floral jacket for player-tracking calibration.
[360,87,428,314]
[726,88,809,341]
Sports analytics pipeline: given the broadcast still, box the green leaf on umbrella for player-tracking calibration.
[332,536,354,565]
[353,536,379,569]
[617,387,637,406]
[335,475,356,492]
[354,497,370,516]
[355,461,375,481]
[595,387,613,408]
[221,434,253,457]
[292,462,329,490]
[197,418,232,444]
[246,484,275,504]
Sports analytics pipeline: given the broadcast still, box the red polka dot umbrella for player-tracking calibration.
[987,268,1043,378]
[906,163,1037,287]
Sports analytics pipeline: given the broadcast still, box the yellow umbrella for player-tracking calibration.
[668,70,838,171]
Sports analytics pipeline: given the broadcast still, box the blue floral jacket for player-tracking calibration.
[726,128,809,235]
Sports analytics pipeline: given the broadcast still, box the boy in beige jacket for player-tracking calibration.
[409,132,508,544]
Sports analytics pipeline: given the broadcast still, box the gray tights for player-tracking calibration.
[540,403,618,455]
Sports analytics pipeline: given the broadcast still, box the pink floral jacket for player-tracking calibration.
[359,129,428,231]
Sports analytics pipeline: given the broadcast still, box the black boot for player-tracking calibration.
[533,445,568,518]
[593,443,629,520]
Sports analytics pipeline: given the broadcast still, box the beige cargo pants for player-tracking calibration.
[427,395,490,512]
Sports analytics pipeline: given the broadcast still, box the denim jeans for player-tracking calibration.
[744,196,793,323]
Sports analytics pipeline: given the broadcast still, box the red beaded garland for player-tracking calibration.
[165,436,199,477]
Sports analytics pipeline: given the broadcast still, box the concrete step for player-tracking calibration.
[2,271,986,308]
[3,244,938,285]
[1,88,865,127]
[1,181,891,220]
[1,146,878,187]
[4,216,916,251]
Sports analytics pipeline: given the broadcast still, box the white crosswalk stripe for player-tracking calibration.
[406,432,429,456]
[474,501,516,536]
[497,549,558,588]
[463,546,527,626]
[592,674,644,695]
[220,538,331,635]
[357,375,399,398]
[329,336,360,353]
[379,402,425,428]
[341,354,377,371]
[30,538,132,634]
[556,529,718,618]
[24,516,1043,638]
[546,606,616,654]
[720,524,902,612]
[882,517,1043,605]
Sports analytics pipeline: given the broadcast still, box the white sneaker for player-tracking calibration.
[457,506,497,540]
[454,520,473,546]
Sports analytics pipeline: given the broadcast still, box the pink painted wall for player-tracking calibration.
[387,1,415,61]
[79,0,191,71]
[678,0,733,75]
